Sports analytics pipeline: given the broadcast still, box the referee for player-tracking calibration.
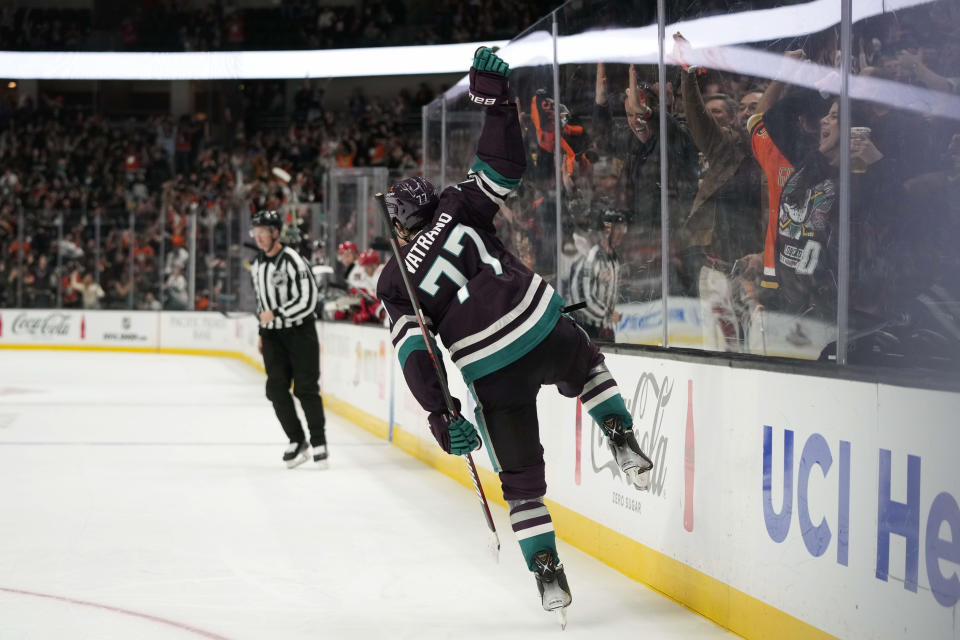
[569,207,625,341]
[249,210,328,469]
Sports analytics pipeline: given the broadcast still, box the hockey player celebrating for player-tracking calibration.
[376,47,654,623]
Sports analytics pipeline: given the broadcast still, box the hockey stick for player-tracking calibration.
[375,192,501,560]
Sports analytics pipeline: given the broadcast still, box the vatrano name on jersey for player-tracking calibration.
[404,212,453,274]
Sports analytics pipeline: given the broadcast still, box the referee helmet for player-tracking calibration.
[251,209,283,231]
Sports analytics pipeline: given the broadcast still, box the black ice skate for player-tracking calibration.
[600,415,654,491]
[312,444,329,469]
[533,549,571,629]
[282,441,310,469]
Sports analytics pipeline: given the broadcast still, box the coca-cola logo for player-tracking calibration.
[11,313,72,337]
[591,372,671,498]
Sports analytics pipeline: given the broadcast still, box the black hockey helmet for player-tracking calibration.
[592,198,627,229]
[384,177,438,235]
[600,208,627,226]
[251,209,282,231]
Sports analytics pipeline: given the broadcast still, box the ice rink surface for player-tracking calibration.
[0,350,735,639]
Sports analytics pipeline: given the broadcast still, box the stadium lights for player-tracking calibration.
[0,0,948,121]
[0,0,936,82]
[0,0,923,81]
[440,0,956,121]
[0,41,509,80]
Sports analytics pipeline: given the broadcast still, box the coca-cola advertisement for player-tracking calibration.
[0,311,80,343]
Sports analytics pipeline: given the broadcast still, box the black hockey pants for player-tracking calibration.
[470,316,603,501]
[261,321,327,446]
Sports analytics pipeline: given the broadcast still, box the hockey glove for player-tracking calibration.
[428,411,481,456]
[469,47,510,107]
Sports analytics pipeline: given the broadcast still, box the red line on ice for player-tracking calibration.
[0,586,232,639]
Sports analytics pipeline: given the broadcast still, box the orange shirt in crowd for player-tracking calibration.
[748,112,795,291]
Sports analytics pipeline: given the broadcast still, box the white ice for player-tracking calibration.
[0,350,735,639]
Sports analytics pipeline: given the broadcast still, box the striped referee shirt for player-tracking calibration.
[569,245,620,329]
[250,246,318,330]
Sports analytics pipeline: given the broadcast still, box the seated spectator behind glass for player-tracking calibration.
[140,291,162,311]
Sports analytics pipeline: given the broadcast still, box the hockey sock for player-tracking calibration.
[579,363,633,430]
[508,498,558,571]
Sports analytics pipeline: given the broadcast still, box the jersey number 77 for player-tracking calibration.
[418,224,503,303]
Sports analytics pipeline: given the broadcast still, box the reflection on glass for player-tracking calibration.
[657,2,841,360]
[845,0,960,371]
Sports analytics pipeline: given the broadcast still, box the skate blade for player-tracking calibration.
[556,606,567,630]
[314,458,329,470]
[626,467,651,491]
[285,453,309,469]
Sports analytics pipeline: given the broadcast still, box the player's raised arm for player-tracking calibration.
[460,47,527,228]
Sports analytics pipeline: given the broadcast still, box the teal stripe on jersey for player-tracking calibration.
[468,383,501,473]
[459,292,564,384]
[397,335,427,369]
[470,157,520,189]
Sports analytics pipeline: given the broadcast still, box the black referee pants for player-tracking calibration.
[261,321,327,446]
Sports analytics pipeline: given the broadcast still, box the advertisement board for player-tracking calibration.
[321,322,960,640]
[158,312,235,351]
[80,311,159,347]
[319,321,392,414]
[0,309,83,344]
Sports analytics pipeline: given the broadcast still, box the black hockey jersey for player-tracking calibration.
[377,103,565,414]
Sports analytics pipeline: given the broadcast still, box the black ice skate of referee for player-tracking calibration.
[249,209,328,469]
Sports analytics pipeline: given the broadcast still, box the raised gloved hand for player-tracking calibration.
[469,46,511,107]
[428,410,481,456]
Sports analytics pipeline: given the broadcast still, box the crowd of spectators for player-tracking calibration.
[482,0,960,368]
[0,79,423,312]
[0,5,91,50]
[0,0,556,52]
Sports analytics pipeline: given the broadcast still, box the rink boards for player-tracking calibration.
[1,308,958,640]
